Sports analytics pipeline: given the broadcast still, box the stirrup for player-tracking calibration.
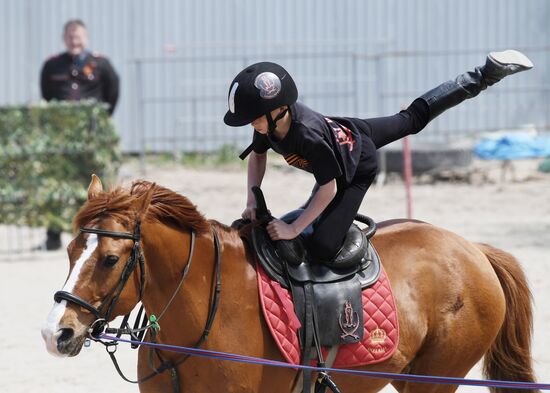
[315,371,342,393]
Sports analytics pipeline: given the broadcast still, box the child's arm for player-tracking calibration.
[267,178,337,240]
[242,151,267,220]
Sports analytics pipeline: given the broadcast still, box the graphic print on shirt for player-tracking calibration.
[284,153,312,172]
[325,118,355,151]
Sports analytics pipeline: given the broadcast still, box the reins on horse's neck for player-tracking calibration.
[104,230,196,337]
[149,229,196,323]
[104,227,223,391]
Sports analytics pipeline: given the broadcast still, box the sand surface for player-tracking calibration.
[1,157,549,392]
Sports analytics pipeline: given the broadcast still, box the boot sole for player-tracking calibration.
[489,49,534,69]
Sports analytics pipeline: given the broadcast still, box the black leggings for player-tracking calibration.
[307,99,429,260]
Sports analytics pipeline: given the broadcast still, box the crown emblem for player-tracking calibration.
[370,328,387,344]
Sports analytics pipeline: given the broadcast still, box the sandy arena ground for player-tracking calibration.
[1,157,549,392]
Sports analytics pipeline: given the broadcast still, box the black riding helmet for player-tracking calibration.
[223,62,298,130]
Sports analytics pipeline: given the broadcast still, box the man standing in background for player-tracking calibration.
[39,19,119,250]
[41,19,119,115]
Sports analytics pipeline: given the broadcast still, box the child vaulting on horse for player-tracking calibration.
[223,50,533,263]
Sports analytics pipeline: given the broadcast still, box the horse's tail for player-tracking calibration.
[477,243,538,393]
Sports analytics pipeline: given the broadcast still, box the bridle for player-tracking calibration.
[52,218,222,392]
[54,220,146,336]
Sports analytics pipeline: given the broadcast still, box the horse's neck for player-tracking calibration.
[140,222,274,370]
[140,222,251,345]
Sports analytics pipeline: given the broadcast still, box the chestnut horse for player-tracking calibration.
[42,175,538,393]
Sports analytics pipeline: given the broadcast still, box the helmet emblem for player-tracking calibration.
[254,72,281,99]
[228,82,239,113]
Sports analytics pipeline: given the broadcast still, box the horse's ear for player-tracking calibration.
[134,183,156,218]
[88,174,104,200]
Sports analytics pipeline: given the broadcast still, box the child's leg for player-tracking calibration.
[420,49,533,120]
[355,50,533,150]
[355,99,430,149]
[308,176,374,261]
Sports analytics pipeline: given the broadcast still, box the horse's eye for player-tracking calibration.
[104,255,120,267]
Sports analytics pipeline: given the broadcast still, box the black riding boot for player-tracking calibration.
[420,49,533,121]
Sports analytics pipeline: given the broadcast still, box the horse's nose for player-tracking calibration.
[57,327,74,346]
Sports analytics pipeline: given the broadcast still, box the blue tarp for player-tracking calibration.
[474,133,550,160]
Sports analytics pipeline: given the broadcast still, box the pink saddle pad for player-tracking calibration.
[257,262,399,367]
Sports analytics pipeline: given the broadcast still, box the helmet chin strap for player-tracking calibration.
[266,107,289,134]
[238,107,289,161]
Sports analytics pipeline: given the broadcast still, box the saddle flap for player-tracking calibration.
[292,278,364,347]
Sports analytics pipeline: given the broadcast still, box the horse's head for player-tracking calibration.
[41,175,154,357]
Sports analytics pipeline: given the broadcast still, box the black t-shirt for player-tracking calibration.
[252,102,364,187]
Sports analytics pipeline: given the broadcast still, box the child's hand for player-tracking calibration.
[267,219,298,240]
[241,205,257,221]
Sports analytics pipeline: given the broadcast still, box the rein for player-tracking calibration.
[53,220,223,392]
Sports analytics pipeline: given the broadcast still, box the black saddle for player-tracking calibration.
[239,187,383,392]
[252,209,381,289]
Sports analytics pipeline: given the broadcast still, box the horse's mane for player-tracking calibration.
[73,180,211,234]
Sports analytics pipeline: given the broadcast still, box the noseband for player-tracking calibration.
[54,220,146,335]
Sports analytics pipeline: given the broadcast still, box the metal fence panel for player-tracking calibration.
[0,0,548,152]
